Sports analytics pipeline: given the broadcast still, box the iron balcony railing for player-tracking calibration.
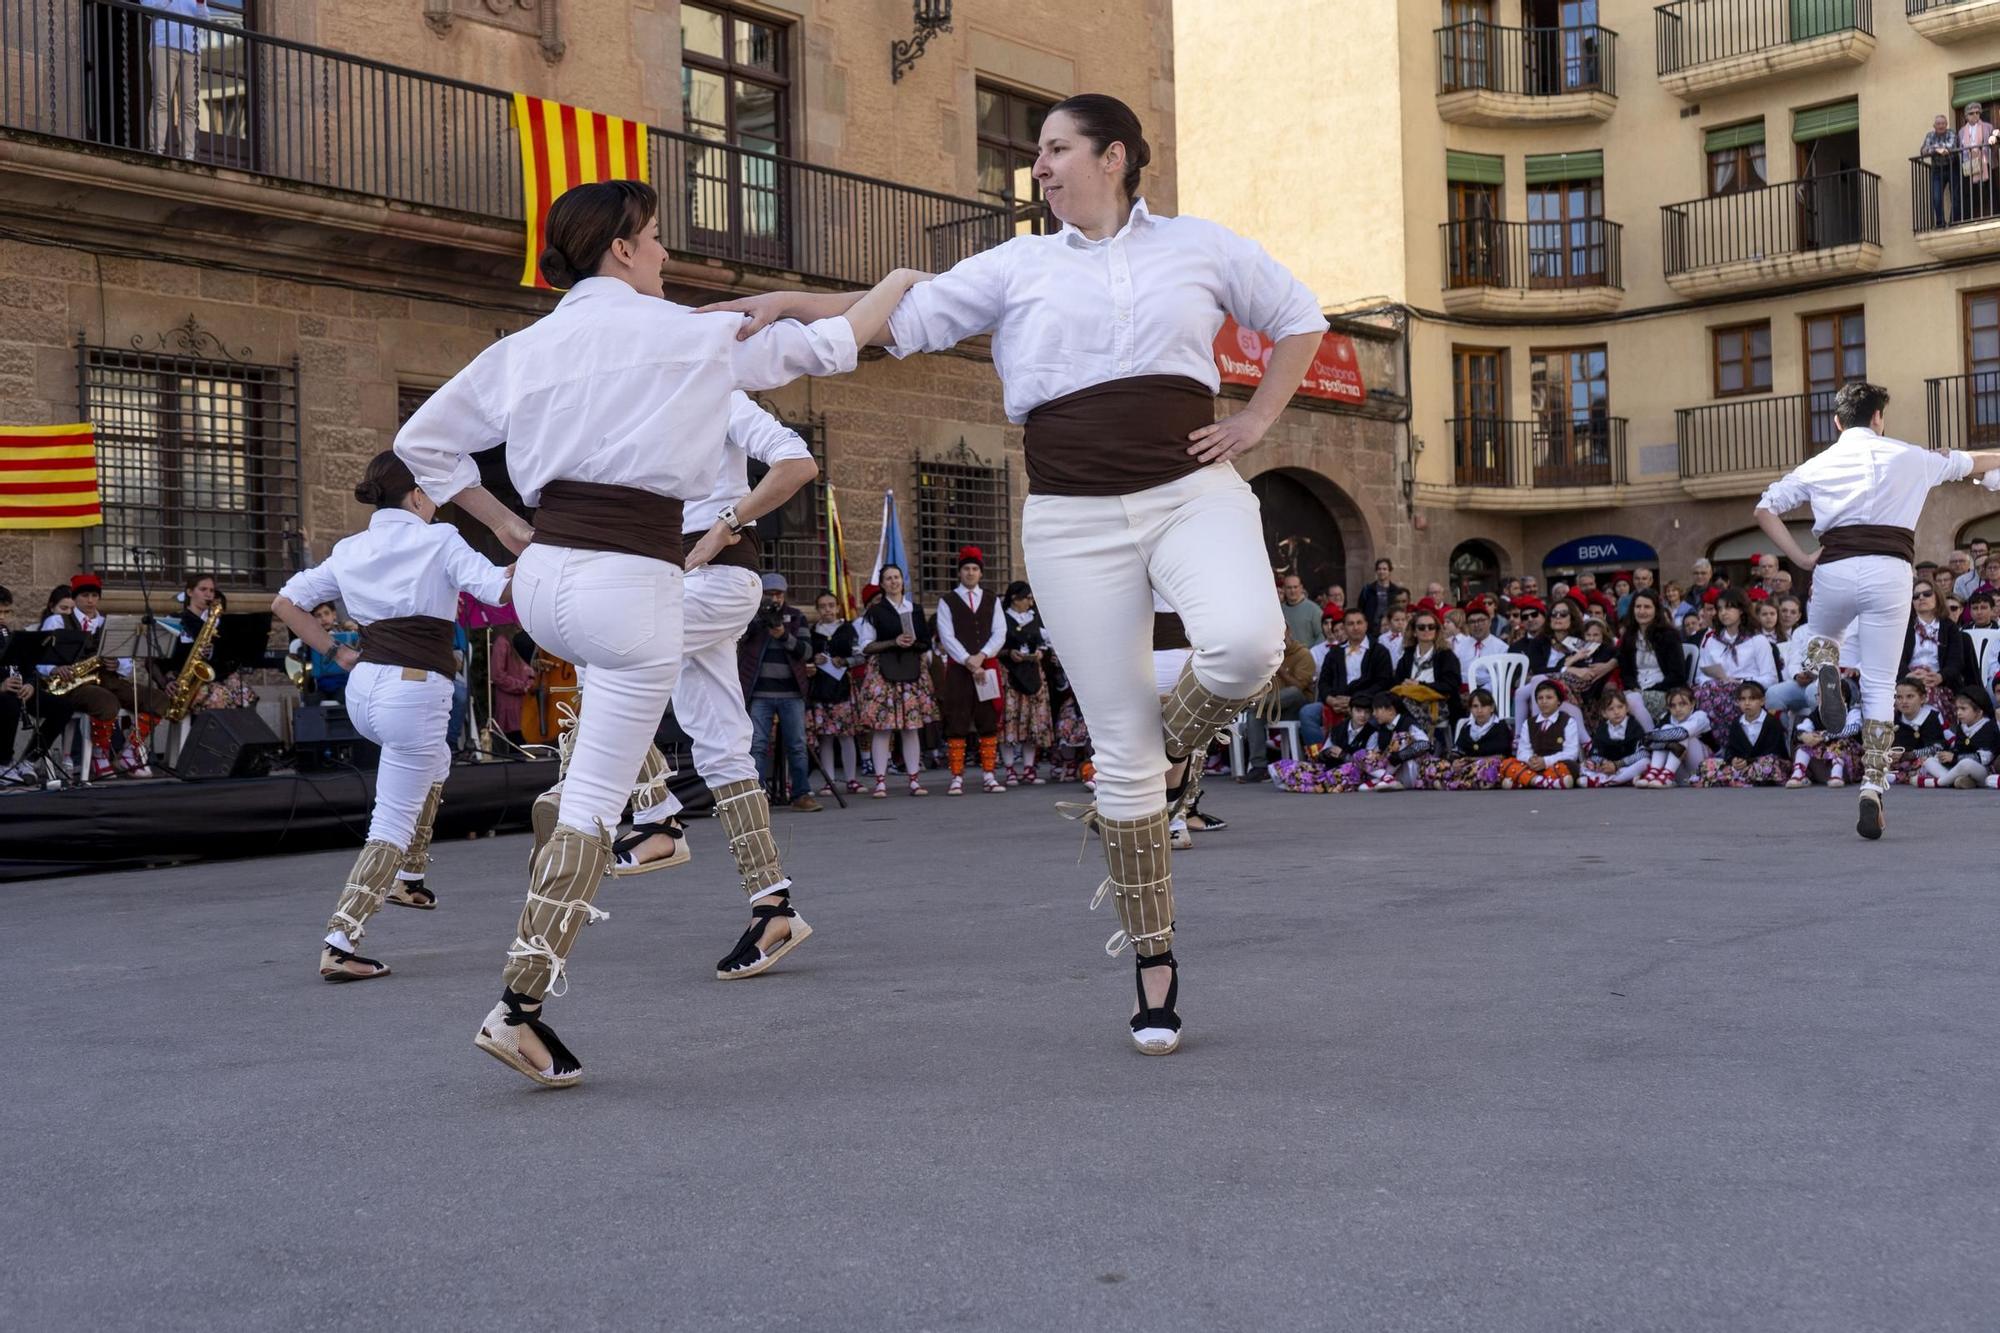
[1434,22,1618,97]
[1908,152,2000,234]
[1441,217,1623,291]
[1655,0,1873,75]
[1907,0,1984,13]
[1926,373,2000,451]
[1450,417,1628,489]
[1661,169,1879,275]
[1675,391,1838,478]
[0,0,1009,284]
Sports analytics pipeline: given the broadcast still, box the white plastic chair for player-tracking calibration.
[1966,627,2000,685]
[1682,642,1700,681]
[1773,636,1796,680]
[1471,652,1529,723]
[1270,720,1303,763]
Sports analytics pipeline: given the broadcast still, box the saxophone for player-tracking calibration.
[48,657,102,695]
[165,608,222,722]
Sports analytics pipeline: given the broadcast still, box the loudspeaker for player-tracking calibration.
[291,704,381,771]
[177,707,283,781]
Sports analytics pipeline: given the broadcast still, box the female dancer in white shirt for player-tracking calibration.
[705,95,1326,1055]
[273,451,512,982]
[395,180,921,1086]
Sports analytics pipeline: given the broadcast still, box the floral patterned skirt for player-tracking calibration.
[1415,755,1508,791]
[1696,753,1791,787]
[1056,696,1090,748]
[1271,751,1396,793]
[1693,680,1742,734]
[856,669,938,733]
[1003,681,1055,747]
[806,697,861,744]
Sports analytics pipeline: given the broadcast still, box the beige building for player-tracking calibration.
[1179,0,2000,598]
[0,0,1211,619]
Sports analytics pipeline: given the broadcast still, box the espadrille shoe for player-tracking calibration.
[474,991,582,1088]
[715,894,813,980]
[319,943,389,982]
[385,878,437,909]
[610,820,690,876]
[1130,952,1182,1056]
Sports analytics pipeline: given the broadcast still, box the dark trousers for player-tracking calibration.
[750,694,809,799]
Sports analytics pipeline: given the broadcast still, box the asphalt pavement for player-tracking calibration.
[4,782,1997,1331]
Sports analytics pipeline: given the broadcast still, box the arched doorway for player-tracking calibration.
[1958,513,2000,547]
[1709,523,1817,593]
[1449,540,1502,601]
[1250,469,1352,602]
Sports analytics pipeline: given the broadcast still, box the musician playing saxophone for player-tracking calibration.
[40,571,173,779]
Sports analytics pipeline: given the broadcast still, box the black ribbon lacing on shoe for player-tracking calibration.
[1131,950,1182,1034]
[499,987,582,1077]
[717,893,795,973]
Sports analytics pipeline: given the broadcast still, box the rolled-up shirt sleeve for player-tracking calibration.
[278,560,341,611]
[728,315,857,391]
[728,391,813,466]
[1757,469,1810,515]
[885,244,1010,357]
[1934,448,1975,485]
[1213,223,1326,340]
[395,367,504,507]
[440,527,511,606]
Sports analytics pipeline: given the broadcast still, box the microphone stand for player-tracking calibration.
[128,551,162,769]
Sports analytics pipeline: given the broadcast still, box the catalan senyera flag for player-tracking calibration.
[825,485,858,620]
[511,93,652,290]
[0,423,101,530]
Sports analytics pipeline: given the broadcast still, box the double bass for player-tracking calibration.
[518,649,579,746]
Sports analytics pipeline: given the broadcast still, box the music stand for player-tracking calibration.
[2,627,89,787]
[208,611,277,684]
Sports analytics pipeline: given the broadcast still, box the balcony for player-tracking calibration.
[1907,0,2000,42]
[1449,417,1627,510]
[1926,372,2000,450]
[1654,0,1875,99]
[0,0,1008,288]
[1675,392,1834,495]
[1433,23,1618,126]
[1440,218,1623,316]
[1909,154,2000,258]
[1661,169,1881,296]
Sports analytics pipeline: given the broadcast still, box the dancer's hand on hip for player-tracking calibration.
[684,519,739,571]
[1186,407,1276,465]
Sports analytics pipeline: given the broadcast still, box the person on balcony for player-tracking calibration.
[144,0,209,161]
[1958,103,1994,223]
[1922,114,1958,230]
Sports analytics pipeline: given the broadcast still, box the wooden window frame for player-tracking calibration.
[976,82,1055,237]
[1802,306,1865,452]
[680,1,793,149]
[1710,320,1772,399]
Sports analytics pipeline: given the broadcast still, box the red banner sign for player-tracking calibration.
[1214,317,1366,405]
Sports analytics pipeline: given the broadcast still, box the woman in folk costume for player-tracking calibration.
[704,93,1324,1054]
[999,580,1056,785]
[934,545,1009,795]
[273,452,512,982]
[394,179,921,1087]
[855,561,939,798]
[1753,381,2000,837]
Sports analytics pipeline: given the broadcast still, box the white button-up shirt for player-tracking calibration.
[884,198,1326,423]
[1758,426,1972,532]
[683,390,814,534]
[394,277,856,509]
[278,508,509,626]
[934,587,1006,664]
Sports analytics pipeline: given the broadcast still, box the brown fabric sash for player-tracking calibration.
[357,615,458,677]
[1153,611,1190,652]
[1817,524,1915,565]
[1021,375,1218,497]
[688,526,762,574]
[533,480,685,565]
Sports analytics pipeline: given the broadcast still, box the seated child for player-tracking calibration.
[1697,680,1790,786]
[1890,675,1952,785]
[1921,691,1998,789]
[1580,690,1647,788]
[1351,694,1435,793]
[1271,693,1381,793]
[1636,684,1711,788]
[1785,686,1861,788]
[1418,687,1512,791]
[1498,679,1580,790]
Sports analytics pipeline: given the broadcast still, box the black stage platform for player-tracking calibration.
[0,758,564,882]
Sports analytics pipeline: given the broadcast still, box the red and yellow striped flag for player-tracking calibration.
[826,485,857,619]
[511,93,652,290]
[0,423,101,529]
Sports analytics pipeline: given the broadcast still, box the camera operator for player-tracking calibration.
[737,573,818,810]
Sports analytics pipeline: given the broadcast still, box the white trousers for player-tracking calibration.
[511,544,684,837]
[643,562,762,822]
[344,660,453,851]
[1025,463,1284,819]
[1795,555,1912,724]
[149,45,197,159]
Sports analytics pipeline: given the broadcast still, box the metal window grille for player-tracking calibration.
[914,440,1012,598]
[756,414,828,596]
[78,333,301,588]
[396,383,435,424]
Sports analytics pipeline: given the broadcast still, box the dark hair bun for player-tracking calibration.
[539,245,585,290]
[353,479,384,505]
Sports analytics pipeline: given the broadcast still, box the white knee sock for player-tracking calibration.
[900,728,923,777]
[872,731,892,780]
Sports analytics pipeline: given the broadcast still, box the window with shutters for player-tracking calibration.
[1706,121,1766,197]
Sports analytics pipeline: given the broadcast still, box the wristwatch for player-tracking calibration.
[719,505,744,535]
